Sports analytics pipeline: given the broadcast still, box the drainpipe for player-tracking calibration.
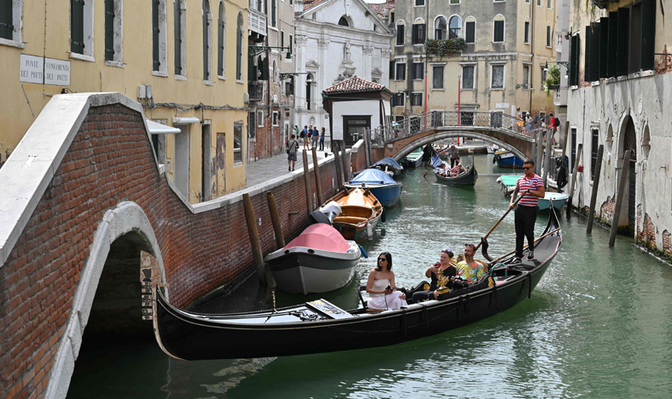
[529,0,535,113]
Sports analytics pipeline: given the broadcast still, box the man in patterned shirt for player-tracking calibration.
[509,159,545,262]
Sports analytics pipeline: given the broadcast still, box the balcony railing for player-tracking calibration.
[248,8,266,36]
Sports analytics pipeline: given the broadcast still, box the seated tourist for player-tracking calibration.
[456,243,486,284]
[366,252,407,310]
[412,249,464,302]
[451,163,466,175]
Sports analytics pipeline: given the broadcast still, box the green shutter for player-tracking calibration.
[617,7,630,76]
[466,22,475,43]
[0,0,13,39]
[607,12,618,78]
[599,18,608,78]
[153,0,160,71]
[641,0,656,71]
[175,1,182,75]
[71,0,85,54]
[218,4,224,76]
[104,0,114,61]
[203,0,209,80]
[584,26,592,82]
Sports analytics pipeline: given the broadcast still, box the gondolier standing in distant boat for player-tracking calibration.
[509,159,545,262]
[447,145,459,168]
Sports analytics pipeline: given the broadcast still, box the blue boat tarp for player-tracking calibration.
[351,169,398,185]
[372,157,404,171]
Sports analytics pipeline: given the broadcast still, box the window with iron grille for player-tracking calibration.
[462,65,475,89]
[234,121,243,163]
[491,65,504,89]
[0,0,15,40]
[432,65,444,89]
[415,0,425,6]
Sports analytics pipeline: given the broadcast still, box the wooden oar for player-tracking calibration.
[474,190,528,252]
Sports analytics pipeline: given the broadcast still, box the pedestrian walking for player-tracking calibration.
[508,159,545,262]
[301,125,308,149]
[287,134,299,172]
[311,126,319,149]
[319,127,326,151]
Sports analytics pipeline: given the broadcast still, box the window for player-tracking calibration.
[432,65,444,89]
[465,18,476,43]
[568,34,580,85]
[236,12,243,81]
[71,0,94,58]
[233,121,243,163]
[203,0,213,82]
[0,0,22,43]
[540,66,547,88]
[392,93,405,107]
[396,22,405,45]
[395,63,406,80]
[152,0,167,73]
[523,65,530,89]
[289,34,293,55]
[591,129,599,180]
[462,65,475,89]
[546,26,552,47]
[257,110,264,127]
[493,15,504,43]
[434,17,447,40]
[175,0,186,76]
[415,0,425,6]
[491,64,504,89]
[104,0,123,64]
[411,93,422,107]
[272,111,279,126]
[412,22,426,44]
[547,0,552,8]
[338,16,349,26]
[524,21,530,44]
[450,0,460,4]
[270,0,277,28]
[412,62,424,80]
[449,16,461,39]
[306,73,314,110]
[537,0,541,5]
[217,1,225,77]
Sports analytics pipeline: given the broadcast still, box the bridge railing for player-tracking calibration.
[372,111,530,147]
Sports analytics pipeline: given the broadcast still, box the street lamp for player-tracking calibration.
[248,45,293,60]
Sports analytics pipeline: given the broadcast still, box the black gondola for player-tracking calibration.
[434,164,478,186]
[151,209,562,360]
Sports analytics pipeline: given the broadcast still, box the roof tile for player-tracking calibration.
[323,76,388,94]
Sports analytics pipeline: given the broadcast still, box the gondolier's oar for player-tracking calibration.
[474,190,528,252]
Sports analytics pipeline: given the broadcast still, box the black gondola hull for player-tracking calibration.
[434,166,478,186]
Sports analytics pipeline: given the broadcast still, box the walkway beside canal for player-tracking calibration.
[245,146,333,187]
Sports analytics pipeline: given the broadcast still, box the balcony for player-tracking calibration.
[248,82,264,101]
[248,8,266,37]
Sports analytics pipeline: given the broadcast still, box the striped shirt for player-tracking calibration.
[516,174,544,206]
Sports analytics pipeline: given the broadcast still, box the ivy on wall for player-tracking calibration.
[424,38,466,58]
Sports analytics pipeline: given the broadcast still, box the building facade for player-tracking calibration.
[294,0,393,141]
[565,0,672,257]
[0,0,248,203]
[390,0,557,121]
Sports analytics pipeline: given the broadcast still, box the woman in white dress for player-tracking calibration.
[366,252,407,310]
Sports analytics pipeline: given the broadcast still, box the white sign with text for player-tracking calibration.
[20,54,71,86]
[495,102,509,109]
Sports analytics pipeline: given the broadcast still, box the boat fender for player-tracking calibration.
[366,221,373,239]
[358,245,368,258]
[309,210,332,225]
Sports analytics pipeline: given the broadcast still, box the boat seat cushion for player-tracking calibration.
[333,216,368,224]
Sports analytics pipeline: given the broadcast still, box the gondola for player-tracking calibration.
[151,209,562,361]
[434,164,478,186]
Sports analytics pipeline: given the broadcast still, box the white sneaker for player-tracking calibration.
[527,250,534,260]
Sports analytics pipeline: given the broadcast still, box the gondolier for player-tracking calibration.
[509,159,545,262]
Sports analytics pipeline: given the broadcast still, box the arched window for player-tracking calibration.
[434,16,447,40]
[493,15,505,43]
[338,16,349,26]
[306,73,314,110]
[202,0,212,81]
[236,12,243,80]
[217,1,225,77]
[396,20,405,45]
[448,15,461,39]
[412,18,426,44]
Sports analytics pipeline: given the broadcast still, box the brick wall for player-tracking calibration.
[0,103,340,399]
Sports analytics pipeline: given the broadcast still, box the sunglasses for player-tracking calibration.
[524,166,532,170]
[378,257,387,262]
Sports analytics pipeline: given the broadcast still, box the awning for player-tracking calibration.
[146,119,181,134]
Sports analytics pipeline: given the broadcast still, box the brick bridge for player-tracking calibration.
[370,111,537,162]
[0,93,353,399]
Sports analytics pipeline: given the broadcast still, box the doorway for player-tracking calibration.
[343,116,371,147]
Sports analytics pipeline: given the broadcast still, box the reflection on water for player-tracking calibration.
[68,154,672,399]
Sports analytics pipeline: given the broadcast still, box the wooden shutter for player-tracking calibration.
[0,0,13,39]
[203,0,209,81]
[466,22,475,43]
[590,23,600,81]
[599,18,608,78]
[396,24,404,45]
[494,21,504,42]
[629,2,641,73]
[640,0,656,71]
[607,12,618,78]
[71,0,85,54]
[568,35,575,85]
[236,14,243,80]
[152,0,160,71]
[104,0,114,61]
[175,1,182,75]
[617,7,630,76]
[412,24,418,44]
[584,26,592,82]
[218,3,224,76]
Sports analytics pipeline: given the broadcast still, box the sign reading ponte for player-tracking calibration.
[19,54,71,86]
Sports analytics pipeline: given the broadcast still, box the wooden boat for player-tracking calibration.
[346,169,403,208]
[402,148,423,168]
[372,157,404,177]
[493,150,524,168]
[151,209,562,360]
[497,175,568,211]
[435,165,478,186]
[325,187,383,241]
[264,224,361,295]
[497,174,521,196]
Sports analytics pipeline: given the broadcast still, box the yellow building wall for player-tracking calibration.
[0,0,248,202]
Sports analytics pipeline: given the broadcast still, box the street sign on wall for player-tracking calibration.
[20,54,71,86]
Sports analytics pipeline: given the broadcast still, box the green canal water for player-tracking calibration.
[68,155,672,399]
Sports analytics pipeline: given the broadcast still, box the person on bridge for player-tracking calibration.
[509,159,545,262]
[447,145,459,168]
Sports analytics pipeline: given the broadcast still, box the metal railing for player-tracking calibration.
[372,111,531,146]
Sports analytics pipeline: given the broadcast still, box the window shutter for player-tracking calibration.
[589,23,600,81]
[640,0,656,71]
[104,0,114,61]
[629,3,642,74]
[152,0,160,70]
[412,24,418,44]
[584,26,592,82]
[203,0,209,80]
[524,22,529,44]
[617,7,630,76]
[0,0,13,39]
[599,18,608,78]
[248,55,257,80]
[175,1,182,75]
[396,24,404,45]
[71,0,85,54]
[466,22,475,43]
[218,5,224,76]
[236,14,243,80]
[607,13,617,78]
[494,21,504,42]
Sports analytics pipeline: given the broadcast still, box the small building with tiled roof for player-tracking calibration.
[322,76,393,147]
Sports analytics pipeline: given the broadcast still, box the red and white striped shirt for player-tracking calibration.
[515,174,544,206]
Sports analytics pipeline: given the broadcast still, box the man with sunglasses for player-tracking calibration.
[509,159,545,262]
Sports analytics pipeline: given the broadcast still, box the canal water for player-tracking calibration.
[68,154,672,399]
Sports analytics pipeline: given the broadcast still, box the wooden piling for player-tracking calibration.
[266,192,285,248]
[542,128,553,186]
[609,150,631,247]
[566,143,583,218]
[311,147,323,205]
[302,150,312,215]
[333,141,343,188]
[341,141,350,182]
[586,145,604,234]
[535,130,543,169]
[243,193,266,285]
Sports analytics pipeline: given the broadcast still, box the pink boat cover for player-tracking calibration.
[284,224,351,253]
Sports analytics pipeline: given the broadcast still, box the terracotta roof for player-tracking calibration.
[323,76,389,94]
[301,0,327,12]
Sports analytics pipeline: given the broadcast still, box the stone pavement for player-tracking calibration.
[245,145,334,187]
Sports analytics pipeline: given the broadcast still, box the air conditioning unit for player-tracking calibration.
[244,92,249,104]
[137,85,146,99]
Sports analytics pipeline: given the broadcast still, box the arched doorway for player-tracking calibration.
[618,116,637,234]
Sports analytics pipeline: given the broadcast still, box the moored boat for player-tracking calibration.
[325,187,383,241]
[538,192,568,212]
[372,157,404,177]
[433,155,478,186]
[151,209,562,360]
[346,169,403,208]
[402,148,423,168]
[493,150,524,168]
[264,224,361,295]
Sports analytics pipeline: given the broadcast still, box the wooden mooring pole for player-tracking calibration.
[243,193,266,285]
[302,150,312,215]
[333,141,344,188]
[609,150,631,247]
[266,192,285,248]
[535,130,543,169]
[586,145,604,234]
[542,128,553,187]
[566,143,583,218]
[311,147,323,205]
[341,141,350,182]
